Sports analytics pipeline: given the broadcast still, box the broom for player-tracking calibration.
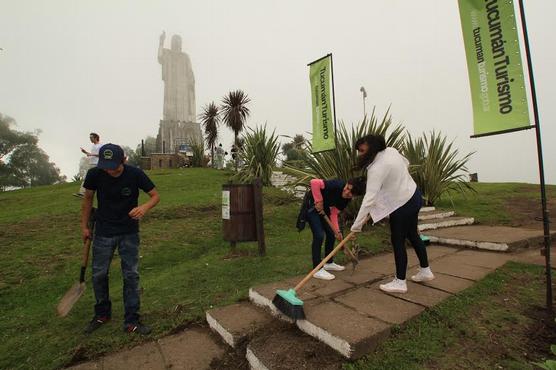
[273,214,371,320]
[56,237,92,317]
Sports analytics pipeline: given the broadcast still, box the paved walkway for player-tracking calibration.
[68,176,554,369]
[69,243,554,369]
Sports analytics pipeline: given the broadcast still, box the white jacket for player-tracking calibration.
[351,147,416,231]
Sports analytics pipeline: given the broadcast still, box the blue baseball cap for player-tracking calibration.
[97,143,125,170]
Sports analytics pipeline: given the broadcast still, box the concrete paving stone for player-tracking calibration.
[310,278,354,297]
[430,258,492,281]
[158,328,225,370]
[452,249,512,269]
[67,361,102,370]
[335,287,425,324]
[357,253,398,275]
[372,279,452,308]
[297,300,391,359]
[407,268,475,294]
[334,266,385,285]
[425,245,460,260]
[425,226,556,250]
[206,302,273,348]
[103,342,164,370]
[378,246,457,273]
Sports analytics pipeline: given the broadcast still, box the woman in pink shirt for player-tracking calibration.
[308,177,366,280]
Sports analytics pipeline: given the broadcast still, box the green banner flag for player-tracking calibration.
[458,0,531,137]
[309,55,336,152]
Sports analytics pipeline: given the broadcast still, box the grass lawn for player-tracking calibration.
[347,262,556,370]
[0,171,554,369]
[435,182,556,226]
[0,168,388,369]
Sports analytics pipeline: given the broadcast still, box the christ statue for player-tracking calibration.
[158,31,196,122]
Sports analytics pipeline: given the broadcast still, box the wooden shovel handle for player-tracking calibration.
[79,238,92,282]
[320,212,357,262]
[293,214,371,292]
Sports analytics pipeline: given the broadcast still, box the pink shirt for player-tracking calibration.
[310,179,340,232]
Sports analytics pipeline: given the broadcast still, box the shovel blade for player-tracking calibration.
[57,282,85,317]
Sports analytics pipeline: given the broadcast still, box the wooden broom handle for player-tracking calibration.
[294,214,371,292]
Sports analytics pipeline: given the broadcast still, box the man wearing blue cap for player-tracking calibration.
[81,143,160,335]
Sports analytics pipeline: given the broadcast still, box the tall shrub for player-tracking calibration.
[235,125,280,186]
[404,131,474,206]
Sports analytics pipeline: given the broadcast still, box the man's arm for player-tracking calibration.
[81,189,95,241]
[129,188,160,220]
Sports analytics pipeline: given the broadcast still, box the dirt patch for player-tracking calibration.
[211,320,345,370]
[148,204,219,220]
[504,195,556,228]
[0,212,77,244]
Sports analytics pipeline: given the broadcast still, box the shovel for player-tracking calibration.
[56,237,92,317]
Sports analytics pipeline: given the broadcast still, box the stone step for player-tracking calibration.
[424,225,555,252]
[248,246,461,360]
[296,298,391,359]
[418,216,474,231]
[70,326,226,370]
[418,210,455,221]
[206,302,273,348]
[421,206,435,212]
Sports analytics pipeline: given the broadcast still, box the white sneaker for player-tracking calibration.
[379,278,407,293]
[324,262,345,272]
[411,267,435,282]
[313,268,335,280]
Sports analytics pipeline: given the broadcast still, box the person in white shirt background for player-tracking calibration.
[75,132,102,197]
[351,134,435,293]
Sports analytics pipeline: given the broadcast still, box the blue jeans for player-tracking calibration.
[92,233,141,325]
[306,209,336,268]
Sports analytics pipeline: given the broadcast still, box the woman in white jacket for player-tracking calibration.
[351,134,434,293]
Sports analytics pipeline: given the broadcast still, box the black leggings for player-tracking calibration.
[389,188,429,280]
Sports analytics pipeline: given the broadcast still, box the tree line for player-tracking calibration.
[0,114,65,191]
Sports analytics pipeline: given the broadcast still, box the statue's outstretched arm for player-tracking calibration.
[158,31,166,63]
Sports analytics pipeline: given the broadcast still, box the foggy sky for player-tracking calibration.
[1,0,554,184]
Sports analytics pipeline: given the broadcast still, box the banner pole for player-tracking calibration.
[329,53,338,146]
[518,0,553,316]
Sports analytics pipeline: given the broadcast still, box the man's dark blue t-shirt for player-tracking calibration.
[84,165,155,236]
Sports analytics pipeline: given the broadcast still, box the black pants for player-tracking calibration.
[389,188,429,280]
[306,209,336,268]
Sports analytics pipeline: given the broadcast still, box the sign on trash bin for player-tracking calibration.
[222,190,230,220]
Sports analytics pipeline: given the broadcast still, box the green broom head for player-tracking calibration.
[272,288,305,320]
[420,234,431,245]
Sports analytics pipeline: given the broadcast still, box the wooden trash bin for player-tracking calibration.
[222,178,265,256]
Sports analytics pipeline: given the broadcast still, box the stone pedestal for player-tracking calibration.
[156,120,203,153]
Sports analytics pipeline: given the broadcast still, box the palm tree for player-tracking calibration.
[221,90,250,169]
[199,102,220,168]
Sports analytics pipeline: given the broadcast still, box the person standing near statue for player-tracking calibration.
[215,143,226,170]
[74,133,102,197]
